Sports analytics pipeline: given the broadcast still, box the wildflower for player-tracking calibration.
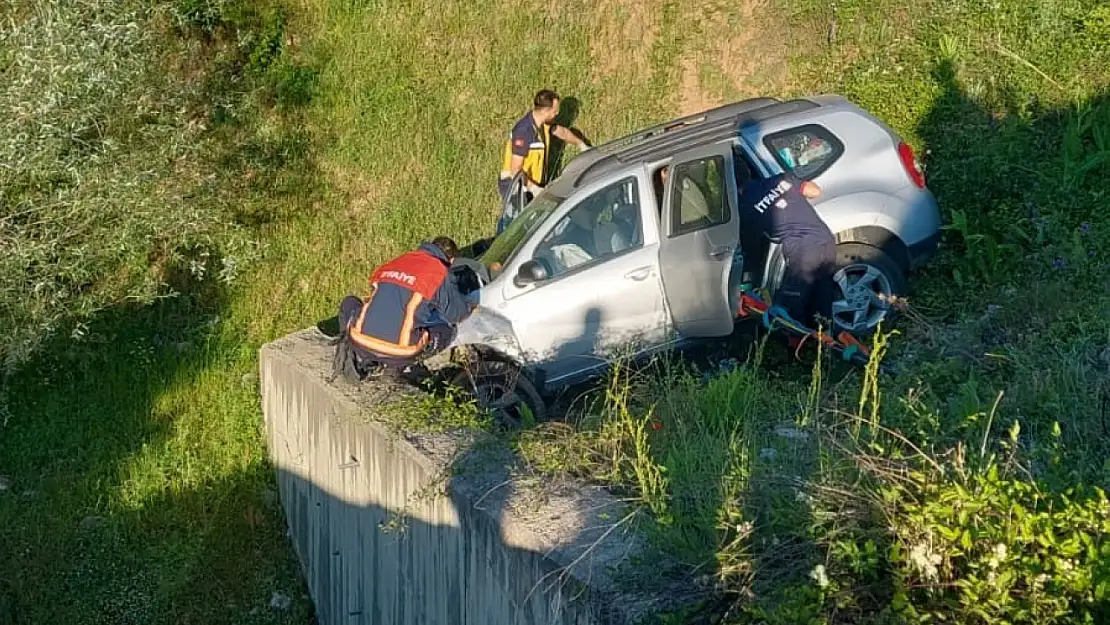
[909,543,942,582]
[1053,257,1065,270]
[651,420,662,431]
[1081,222,1091,233]
[810,564,830,589]
[987,542,1007,569]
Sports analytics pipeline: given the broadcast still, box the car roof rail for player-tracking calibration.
[590,97,780,156]
[571,97,821,188]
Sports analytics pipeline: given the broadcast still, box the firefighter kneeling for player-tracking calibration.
[335,236,475,383]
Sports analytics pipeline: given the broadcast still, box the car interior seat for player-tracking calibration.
[593,200,640,255]
[674,166,710,225]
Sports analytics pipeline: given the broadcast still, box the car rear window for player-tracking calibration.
[763,124,844,180]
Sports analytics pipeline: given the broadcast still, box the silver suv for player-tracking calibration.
[442,95,940,420]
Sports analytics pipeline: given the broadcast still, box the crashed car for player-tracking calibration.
[441,95,941,423]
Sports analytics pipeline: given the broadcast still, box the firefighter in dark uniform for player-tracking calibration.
[496,89,590,233]
[336,237,474,378]
[738,171,837,331]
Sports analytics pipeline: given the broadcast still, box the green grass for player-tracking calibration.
[0,0,319,621]
[4,0,1110,622]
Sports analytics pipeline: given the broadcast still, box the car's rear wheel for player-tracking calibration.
[831,243,905,335]
[449,361,547,430]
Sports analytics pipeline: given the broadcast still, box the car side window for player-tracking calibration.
[532,176,643,280]
[669,155,730,237]
[763,125,844,180]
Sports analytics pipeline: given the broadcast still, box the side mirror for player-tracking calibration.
[514,259,548,287]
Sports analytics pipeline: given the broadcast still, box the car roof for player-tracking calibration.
[548,96,824,196]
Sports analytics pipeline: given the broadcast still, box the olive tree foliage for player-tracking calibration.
[0,0,259,372]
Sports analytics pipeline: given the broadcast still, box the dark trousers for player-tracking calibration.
[775,241,837,330]
[338,295,456,369]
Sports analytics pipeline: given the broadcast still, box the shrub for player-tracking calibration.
[0,0,309,371]
[884,461,1110,624]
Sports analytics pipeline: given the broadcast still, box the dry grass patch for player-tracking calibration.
[674,0,793,114]
[590,0,661,80]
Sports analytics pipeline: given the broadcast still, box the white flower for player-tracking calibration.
[909,543,942,582]
[810,564,830,589]
[987,542,1008,569]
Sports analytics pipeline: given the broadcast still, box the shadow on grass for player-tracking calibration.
[549,95,593,181]
[913,59,1110,467]
[0,8,326,621]
[0,269,309,623]
[913,58,1110,311]
[702,57,1110,622]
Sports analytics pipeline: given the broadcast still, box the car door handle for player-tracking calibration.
[624,267,652,281]
[709,244,733,259]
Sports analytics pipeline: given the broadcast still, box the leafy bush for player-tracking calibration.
[885,462,1110,624]
[0,0,311,371]
[753,336,1110,625]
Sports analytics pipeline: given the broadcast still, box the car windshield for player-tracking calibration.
[480,193,565,274]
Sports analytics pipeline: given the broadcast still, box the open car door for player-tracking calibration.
[658,142,742,338]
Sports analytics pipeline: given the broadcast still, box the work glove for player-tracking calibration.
[525,182,543,197]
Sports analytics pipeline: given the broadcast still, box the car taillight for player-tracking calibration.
[897,140,926,189]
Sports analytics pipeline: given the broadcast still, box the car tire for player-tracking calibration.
[449,360,547,430]
[831,243,905,335]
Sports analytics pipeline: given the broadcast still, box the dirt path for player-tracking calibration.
[675,0,793,115]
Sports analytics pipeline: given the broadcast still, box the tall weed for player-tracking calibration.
[0,0,311,371]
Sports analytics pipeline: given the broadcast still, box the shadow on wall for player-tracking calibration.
[260,329,648,624]
[272,462,612,625]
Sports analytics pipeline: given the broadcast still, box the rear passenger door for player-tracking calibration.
[657,144,741,338]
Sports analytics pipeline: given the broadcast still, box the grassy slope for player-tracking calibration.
[3,0,1110,623]
[635,1,1110,621]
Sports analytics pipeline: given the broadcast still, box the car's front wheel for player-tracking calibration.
[831,243,905,335]
[449,361,547,430]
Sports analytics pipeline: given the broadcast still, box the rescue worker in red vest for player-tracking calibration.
[337,237,474,377]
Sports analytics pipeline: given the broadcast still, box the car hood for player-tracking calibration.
[448,304,523,357]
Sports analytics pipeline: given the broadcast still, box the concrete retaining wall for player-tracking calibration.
[259,328,665,625]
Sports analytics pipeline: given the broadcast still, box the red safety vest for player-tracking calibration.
[347,250,450,358]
